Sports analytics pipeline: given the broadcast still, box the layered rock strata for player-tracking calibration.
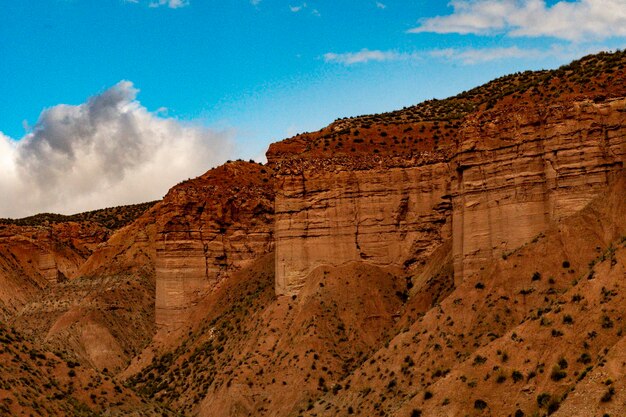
[269,97,626,294]
[452,97,626,280]
[0,222,109,314]
[271,161,452,296]
[153,162,275,329]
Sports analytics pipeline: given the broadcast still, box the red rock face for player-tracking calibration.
[10,161,275,372]
[271,162,452,296]
[0,222,110,316]
[268,98,626,294]
[451,97,626,282]
[152,162,275,330]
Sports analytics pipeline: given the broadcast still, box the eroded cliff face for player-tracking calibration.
[272,160,452,296]
[153,162,275,329]
[12,162,275,372]
[452,97,626,281]
[3,50,626,417]
[12,216,158,372]
[0,222,110,316]
[268,96,626,293]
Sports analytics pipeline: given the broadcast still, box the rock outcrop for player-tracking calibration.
[451,97,626,281]
[3,49,626,417]
[271,161,451,296]
[0,222,109,316]
[269,71,626,293]
[152,161,275,329]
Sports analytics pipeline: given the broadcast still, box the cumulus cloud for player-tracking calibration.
[409,0,626,41]
[0,81,234,218]
[376,2,386,9]
[323,49,419,65]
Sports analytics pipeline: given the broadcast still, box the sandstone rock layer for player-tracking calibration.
[153,162,274,329]
[273,163,451,295]
[451,97,626,280]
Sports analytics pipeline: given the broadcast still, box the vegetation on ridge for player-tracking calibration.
[270,49,626,158]
[0,201,157,230]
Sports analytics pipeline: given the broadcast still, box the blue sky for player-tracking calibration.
[1,0,626,216]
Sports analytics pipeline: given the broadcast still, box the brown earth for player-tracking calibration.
[0,320,177,417]
[1,50,625,417]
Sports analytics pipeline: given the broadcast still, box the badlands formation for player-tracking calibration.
[0,51,625,416]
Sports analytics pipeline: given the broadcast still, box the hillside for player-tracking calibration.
[0,201,157,231]
[0,320,177,417]
[0,50,625,417]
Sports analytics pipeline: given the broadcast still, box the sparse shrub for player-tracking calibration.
[537,393,551,408]
[577,352,592,364]
[474,399,487,410]
[512,370,523,383]
[550,366,566,381]
[473,355,487,365]
[601,315,614,329]
[600,387,615,402]
[547,397,561,414]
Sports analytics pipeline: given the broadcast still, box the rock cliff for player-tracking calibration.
[152,161,274,329]
[451,96,626,281]
[271,161,452,296]
[11,161,275,374]
[268,51,626,293]
[0,222,110,316]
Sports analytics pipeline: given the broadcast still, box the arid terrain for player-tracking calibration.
[1,50,625,416]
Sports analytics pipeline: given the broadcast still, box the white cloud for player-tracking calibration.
[250,0,262,5]
[289,3,305,12]
[430,43,616,64]
[148,0,189,8]
[430,46,544,64]
[0,81,234,218]
[376,2,386,9]
[324,49,418,65]
[289,3,319,16]
[324,44,615,66]
[409,0,626,41]
[324,46,536,66]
